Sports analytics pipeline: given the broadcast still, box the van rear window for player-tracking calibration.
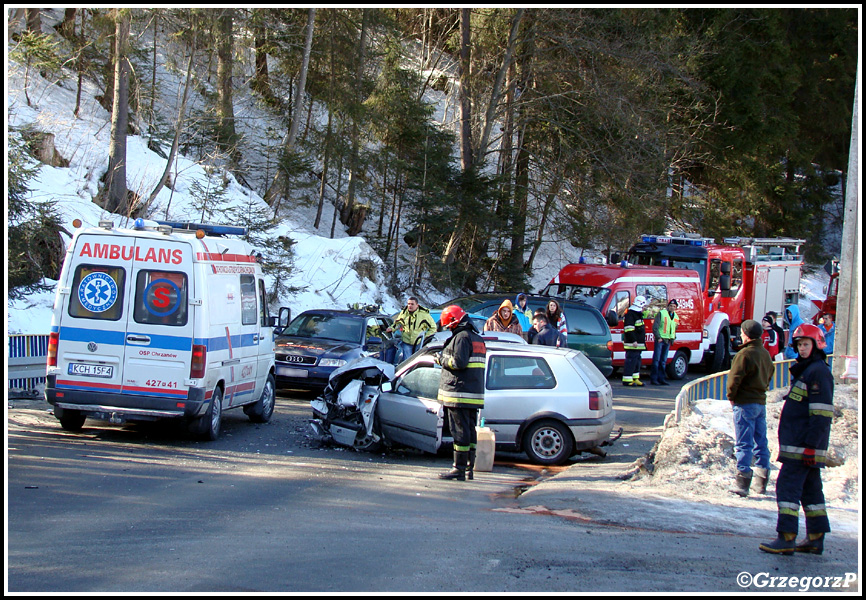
[133,270,188,326]
[68,265,126,321]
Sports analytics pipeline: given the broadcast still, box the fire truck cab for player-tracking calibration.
[543,232,805,380]
[628,233,804,371]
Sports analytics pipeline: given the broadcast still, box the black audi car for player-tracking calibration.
[274,308,394,392]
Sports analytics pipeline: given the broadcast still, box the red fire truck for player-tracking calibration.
[542,233,805,379]
[812,259,839,324]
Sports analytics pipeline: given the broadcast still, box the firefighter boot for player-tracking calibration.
[751,467,769,495]
[729,470,752,497]
[439,450,468,481]
[795,532,825,555]
[759,533,796,555]
[466,449,476,480]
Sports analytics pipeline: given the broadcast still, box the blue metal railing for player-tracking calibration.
[8,334,49,391]
[675,355,836,422]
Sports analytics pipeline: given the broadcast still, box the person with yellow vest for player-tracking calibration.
[435,306,487,481]
[650,299,679,385]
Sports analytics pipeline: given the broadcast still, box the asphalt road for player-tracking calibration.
[6,373,859,593]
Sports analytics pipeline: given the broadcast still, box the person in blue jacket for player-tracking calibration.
[819,313,835,355]
[783,304,805,359]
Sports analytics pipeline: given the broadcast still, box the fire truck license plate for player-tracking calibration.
[68,363,114,378]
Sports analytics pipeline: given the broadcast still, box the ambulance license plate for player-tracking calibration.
[277,366,308,378]
[68,363,114,378]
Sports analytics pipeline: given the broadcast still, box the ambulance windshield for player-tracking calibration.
[541,284,610,311]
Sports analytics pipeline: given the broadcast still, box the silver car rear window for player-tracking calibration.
[571,351,607,388]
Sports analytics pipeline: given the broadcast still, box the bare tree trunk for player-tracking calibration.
[252,20,273,101]
[477,8,524,164]
[25,8,41,33]
[458,8,473,173]
[314,109,332,229]
[57,8,76,38]
[144,31,197,211]
[150,9,158,120]
[215,9,237,160]
[265,7,317,208]
[105,9,130,215]
[340,8,371,225]
[441,8,473,265]
[73,9,86,117]
[508,121,530,278]
[526,175,562,272]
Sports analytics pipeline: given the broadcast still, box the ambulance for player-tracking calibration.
[45,219,282,440]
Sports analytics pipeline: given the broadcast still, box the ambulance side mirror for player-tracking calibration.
[278,307,292,330]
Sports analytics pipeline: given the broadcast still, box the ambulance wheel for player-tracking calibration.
[55,406,86,431]
[666,349,688,380]
[246,374,276,423]
[193,388,223,441]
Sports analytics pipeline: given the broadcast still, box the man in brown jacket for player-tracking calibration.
[727,319,775,496]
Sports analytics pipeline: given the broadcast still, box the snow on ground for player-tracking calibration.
[621,382,860,535]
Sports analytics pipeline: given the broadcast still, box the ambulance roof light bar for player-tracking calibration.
[155,221,247,237]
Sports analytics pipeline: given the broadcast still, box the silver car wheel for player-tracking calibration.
[523,419,573,465]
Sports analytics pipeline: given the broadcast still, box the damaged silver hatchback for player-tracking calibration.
[311,340,617,465]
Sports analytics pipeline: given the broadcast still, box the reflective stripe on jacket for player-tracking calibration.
[778,355,834,466]
[438,322,486,409]
[623,308,646,350]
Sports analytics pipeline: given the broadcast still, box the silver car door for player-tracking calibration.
[377,362,443,453]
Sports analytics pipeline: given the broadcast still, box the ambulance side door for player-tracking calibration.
[122,238,194,402]
[54,234,135,397]
[256,277,274,386]
[236,273,261,406]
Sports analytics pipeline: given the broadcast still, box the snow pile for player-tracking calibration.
[627,383,859,507]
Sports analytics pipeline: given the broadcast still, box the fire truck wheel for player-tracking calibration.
[710,331,730,373]
[666,349,688,380]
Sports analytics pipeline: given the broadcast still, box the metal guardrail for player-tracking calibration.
[674,355,837,422]
[8,334,49,391]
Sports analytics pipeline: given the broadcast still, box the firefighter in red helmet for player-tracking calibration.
[435,305,487,481]
[760,324,834,556]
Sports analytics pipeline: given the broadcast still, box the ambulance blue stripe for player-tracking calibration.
[58,327,127,346]
[58,326,192,351]
[195,334,260,352]
[126,331,193,351]
[58,327,257,352]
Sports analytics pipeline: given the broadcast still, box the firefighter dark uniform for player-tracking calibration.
[760,325,834,555]
[436,309,486,481]
[622,296,648,386]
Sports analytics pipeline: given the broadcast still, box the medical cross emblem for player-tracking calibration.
[78,272,118,313]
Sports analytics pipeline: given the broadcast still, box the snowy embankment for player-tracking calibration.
[621,382,859,535]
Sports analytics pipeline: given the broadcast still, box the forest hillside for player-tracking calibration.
[7,8,857,316]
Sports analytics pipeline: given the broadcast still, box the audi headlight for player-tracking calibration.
[319,358,347,368]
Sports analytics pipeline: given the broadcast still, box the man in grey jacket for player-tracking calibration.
[727,319,776,497]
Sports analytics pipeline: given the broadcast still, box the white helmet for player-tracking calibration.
[634,295,648,309]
